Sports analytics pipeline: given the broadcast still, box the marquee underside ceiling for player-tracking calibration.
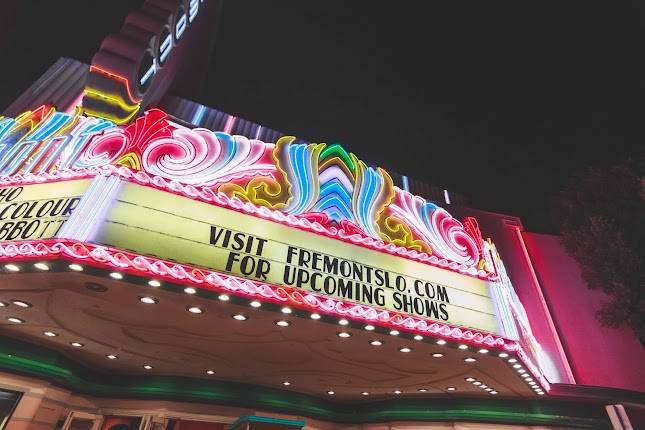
[0,269,537,400]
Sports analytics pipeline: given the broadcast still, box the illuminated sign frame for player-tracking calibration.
[0,105,555,390]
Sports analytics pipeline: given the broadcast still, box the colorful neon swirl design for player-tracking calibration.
[389,191,480,266]
[143,128,275,186]
[0,107,484,271]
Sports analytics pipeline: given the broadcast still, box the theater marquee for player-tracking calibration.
[0,107,553,385]
[84,182,499,333]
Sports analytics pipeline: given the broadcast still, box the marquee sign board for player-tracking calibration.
[0,180,90,241]
[89,181,499,333]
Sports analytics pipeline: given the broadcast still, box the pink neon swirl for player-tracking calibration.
[141,128,275,186]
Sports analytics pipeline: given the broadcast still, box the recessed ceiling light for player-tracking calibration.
[85,282,108,292]
[250,300,262,308]
[338,318,349,326]
[478,348,489,354]
[389,330,400,336]
[537,391,545,395]
[184,287,197,294]
[484,387,493,392]
[43,331,57,337]
[525,377,534,382]
[436,339,447,345]
[512,364,521,369]
[232,314,247,321]
[417,388,428,392]
[139,296,158,304]
[413,335,423,341]
[11,300,31,308]
[398,347,412,353]
[369,340,383,346]
[206,370,215,375]
[528,381,537,386]
[458,344,468,350]
[275,320,290,327]
[218,294,230,301]
[473,381,482,386]
[148,280,161,287]
[4,264,20,272]
[0,301,7,307]
[143,365,153,370]
[7,317,24,323]
[310,313,321,320]
[498,352,509,358]
[109,272,123,280]
[281,307,292,314]
[327,390,335,395]
[508,358,517,363]
[282,381,291,386]
[337,332,351,338]
[490,391,498,395]
[106,354,117,360]
[34,262,49,271]
[480,384,488,389]
[517,369,526,374]
[187,306,204,314]
[361,391,369,396]
[464,357,477,363]
[364,324,375,331]
[68,263,83,271]
[70,342,84,348]
[432,353,444,358]
[465,377,475,382]
[446,387,456,391]
[393,390,402,394]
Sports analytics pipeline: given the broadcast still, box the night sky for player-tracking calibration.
[1,1,643,232]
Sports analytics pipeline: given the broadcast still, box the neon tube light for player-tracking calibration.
[189,0,199,22]
[191,104,206,126]
[139,63,156,86]
[89,66,142,104]
[175,14,187,39]
[159,34,173,63]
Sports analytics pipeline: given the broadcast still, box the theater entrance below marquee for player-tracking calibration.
[57,412,302,430]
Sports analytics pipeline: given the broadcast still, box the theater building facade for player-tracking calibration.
[0,1,643,430]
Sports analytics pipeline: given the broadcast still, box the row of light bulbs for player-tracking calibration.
[281,382,460,396]
[3,261,546,396]
[506,356,545,395]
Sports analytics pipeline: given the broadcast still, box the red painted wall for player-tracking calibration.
[522,232,645,392]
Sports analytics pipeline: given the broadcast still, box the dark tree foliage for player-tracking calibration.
[553,157,645,346]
